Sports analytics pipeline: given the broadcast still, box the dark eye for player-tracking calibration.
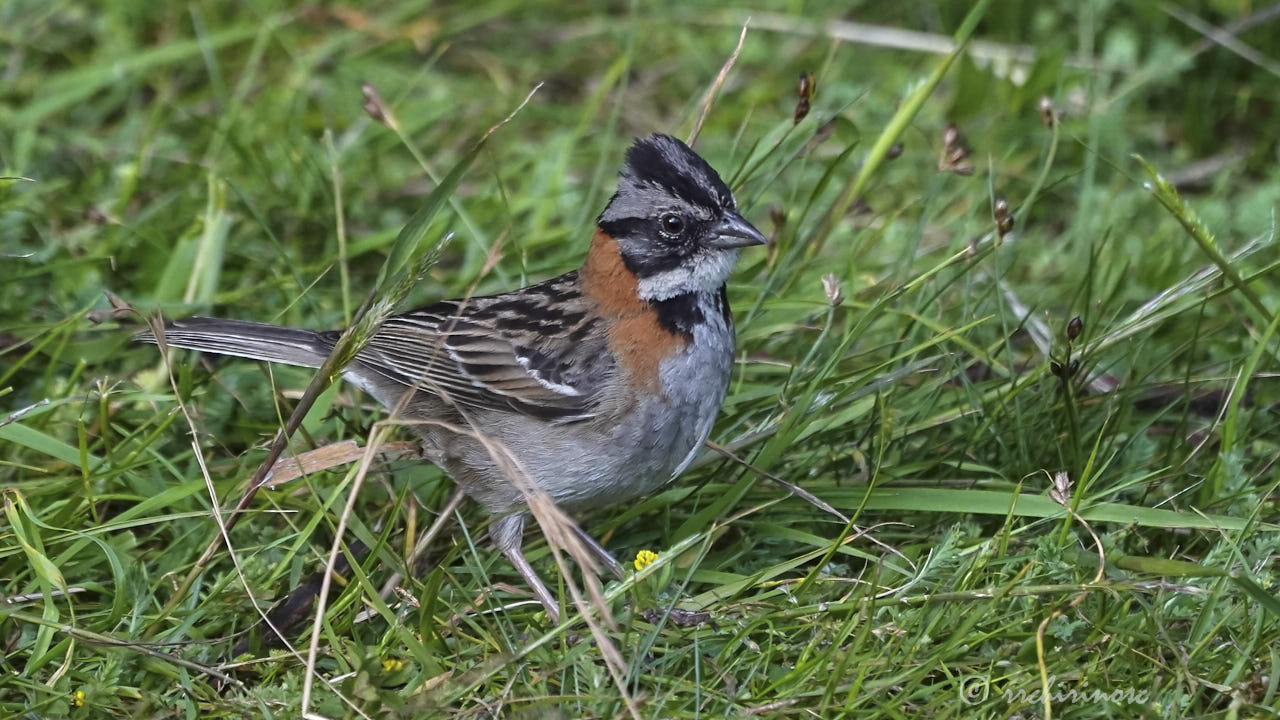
[659,213,686,236]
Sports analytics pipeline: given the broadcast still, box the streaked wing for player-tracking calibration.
[349,271,611,421]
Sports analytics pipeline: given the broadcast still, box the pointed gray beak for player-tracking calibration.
[709,211,768,249]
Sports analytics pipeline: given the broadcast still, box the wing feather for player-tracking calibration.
[348,272,610,421]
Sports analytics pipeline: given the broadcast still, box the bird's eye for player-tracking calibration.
[659,213,686,236]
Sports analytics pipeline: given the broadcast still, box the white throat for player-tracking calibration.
[635,249,739,301]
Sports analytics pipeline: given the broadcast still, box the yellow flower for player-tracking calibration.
[71,690,86,708]
[634,549,659,571]
[381,658,404,673]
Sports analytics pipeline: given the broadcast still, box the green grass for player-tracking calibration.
[3,1,1280,717]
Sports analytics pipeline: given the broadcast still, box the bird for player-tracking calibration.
[136,133,766,623]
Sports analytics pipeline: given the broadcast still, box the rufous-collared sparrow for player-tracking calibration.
[136,133,766,622]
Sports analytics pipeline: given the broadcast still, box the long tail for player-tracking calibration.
[134,317,333,369]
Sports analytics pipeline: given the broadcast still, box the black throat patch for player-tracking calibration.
[651,288,729,340]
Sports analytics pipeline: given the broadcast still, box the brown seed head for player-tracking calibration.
[994,198,1014,237]
[793,72,815,124]
[939,123,973,175]
[822,273,843,307]
[1067,316,1083,341]
[361,82,398,130]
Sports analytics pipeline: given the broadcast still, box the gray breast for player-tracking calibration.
[654,292,735,479]
[585,290,735,503]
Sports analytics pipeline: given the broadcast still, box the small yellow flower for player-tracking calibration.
[381,658,404,673]
[71,690,86,708]
[634,549,659,571]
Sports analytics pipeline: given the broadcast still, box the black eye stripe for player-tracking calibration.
[608,238,687,277]
[599,215,712,281]
[597,217,651,241]
[600,215,713,240]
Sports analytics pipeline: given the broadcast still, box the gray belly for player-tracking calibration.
[435,316,734,515]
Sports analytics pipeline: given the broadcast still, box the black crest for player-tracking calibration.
[623,134,734,212]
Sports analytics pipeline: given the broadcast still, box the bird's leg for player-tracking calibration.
[572,524,624,581]
[491,512,560,623]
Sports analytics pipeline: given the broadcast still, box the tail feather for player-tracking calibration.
[134,317,331,369]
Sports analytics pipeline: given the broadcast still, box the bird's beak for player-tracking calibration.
[709,211,768,249]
